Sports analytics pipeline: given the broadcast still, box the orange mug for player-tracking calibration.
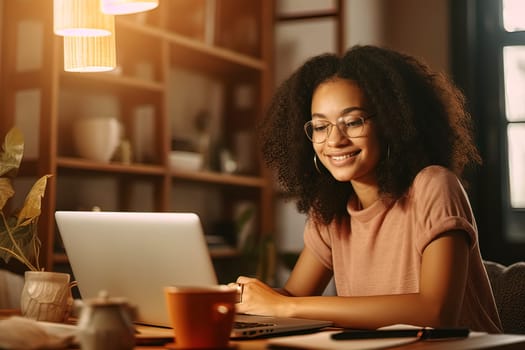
[164,285,237,349]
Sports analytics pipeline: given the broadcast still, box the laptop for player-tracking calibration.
[55,211,332,338]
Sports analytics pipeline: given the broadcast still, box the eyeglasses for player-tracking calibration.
[304,112,373,143]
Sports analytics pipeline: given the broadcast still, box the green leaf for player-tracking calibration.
[17,175,51,227]
[0,218,38,265]
[0,127,24,177]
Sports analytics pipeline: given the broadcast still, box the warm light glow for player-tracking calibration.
[101,0,159,15]
[63,34,116,72]
[54,0,114,36]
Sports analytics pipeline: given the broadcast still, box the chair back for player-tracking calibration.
[483,260,525,334]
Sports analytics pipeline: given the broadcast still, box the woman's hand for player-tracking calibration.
[229,276,290,317]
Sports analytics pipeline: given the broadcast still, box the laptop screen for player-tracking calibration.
[55,211,218,327]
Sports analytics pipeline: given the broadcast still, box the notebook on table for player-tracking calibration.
[55,211,332,338]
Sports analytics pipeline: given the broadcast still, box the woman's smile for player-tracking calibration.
[325,149,361,163]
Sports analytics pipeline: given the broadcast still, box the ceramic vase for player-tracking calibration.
[73,117,121,162]
[20,271,74,322]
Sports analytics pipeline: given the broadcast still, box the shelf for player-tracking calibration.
[57,157,166,175]
[117,18,267,74]
[56,157,266,187]
[209,247,240,258]
[61,71,164,93]
[171,169,266,188]
[1,0,274,273]
[276,9,341,21]
[52,253,70,265]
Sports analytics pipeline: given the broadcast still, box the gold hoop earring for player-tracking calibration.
[314,154,322,174]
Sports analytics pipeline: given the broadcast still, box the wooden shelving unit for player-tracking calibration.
[0,0,274,279]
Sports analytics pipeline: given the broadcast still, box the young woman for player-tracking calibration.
[233,45,502,333]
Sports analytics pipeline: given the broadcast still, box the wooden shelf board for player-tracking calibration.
[209,247,240,258]
[276,9,340,21]
[117,18,266,73]
[171,169,266,188]
[61,71,164,92]
[52,253,70,264]
[57,157,166,175]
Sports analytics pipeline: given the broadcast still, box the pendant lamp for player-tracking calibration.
[63,33,116,72]
[101,0,159,15]
[54,0,114,36]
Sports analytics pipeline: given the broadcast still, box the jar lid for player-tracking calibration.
[85,290,129,306]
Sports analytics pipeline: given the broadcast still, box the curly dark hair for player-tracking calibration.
[259,45,481,225]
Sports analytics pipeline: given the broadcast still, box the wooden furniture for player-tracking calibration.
[207,334,525,350]
[0,0,274,279]
[275,0,345,55]
[1,309,525,350]
[235,333,525,350]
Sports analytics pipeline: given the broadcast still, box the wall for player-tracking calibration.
[383,0,449,73]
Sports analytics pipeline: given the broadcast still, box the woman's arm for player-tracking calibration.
[236,230,470,329]
[235,245,332,312]
[282,246,334,296]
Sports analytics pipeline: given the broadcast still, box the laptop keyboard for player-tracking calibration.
[233,321,275,329]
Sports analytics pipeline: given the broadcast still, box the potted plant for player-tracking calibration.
[0,127,73,322]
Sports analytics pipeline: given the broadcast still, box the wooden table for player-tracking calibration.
[2,309,525,349]
[85,325,525,350]
[137,333,525,350]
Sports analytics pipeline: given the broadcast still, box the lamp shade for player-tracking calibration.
[63,34,116,72]
[54,0,114,36]
[101,0,159,15]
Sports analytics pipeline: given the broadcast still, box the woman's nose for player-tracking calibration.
[326,125,350,146]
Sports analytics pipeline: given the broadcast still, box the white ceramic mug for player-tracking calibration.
[73,117,121,162]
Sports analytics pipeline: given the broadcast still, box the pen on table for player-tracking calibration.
[331,327,470,341]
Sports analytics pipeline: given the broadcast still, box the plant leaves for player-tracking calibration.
[0,178,15,211]
[0,127,24,177]
[0,218,39,265]
[17,175,51,227]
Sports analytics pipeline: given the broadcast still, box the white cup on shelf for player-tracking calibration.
[73,117,121,163]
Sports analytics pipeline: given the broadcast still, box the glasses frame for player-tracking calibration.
[304,113,374,143]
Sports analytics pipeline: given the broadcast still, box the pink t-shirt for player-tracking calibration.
[304,165,502,333]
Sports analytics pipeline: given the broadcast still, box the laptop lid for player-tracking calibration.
[55,210,332,337]
[55,211,217,327]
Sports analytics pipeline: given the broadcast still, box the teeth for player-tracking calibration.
[331,151,359,161]
[332,154,351,161]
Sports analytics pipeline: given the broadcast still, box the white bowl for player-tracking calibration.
[169,151,203,171]
[73,117,121,162]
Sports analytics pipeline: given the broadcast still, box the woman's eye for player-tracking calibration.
[313,124,329,132]
[345,119,363,128]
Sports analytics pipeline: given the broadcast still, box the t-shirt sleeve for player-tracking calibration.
[412,166,478,254]
[303,217,334,270]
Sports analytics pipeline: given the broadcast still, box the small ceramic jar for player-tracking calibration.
[76,291,135,350]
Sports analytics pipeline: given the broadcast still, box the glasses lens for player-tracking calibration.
[341,115,365,138]
[305,121,331,143]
